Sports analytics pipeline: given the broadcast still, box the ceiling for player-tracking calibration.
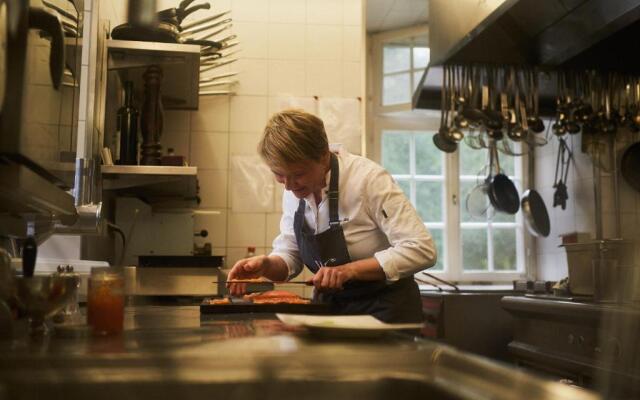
[366,0,429,33]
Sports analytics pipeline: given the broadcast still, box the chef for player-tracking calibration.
[228,109,437,323]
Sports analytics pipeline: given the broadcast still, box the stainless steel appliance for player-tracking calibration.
[414,0,640,112]
[0,1,83,241]
[502,295,640,399]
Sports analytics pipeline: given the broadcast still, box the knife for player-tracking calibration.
[212,280,313,286]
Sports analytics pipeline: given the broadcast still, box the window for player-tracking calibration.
[382,131,445,271]
[382,45,430,106]
[370,27,527,282]
[381,130,526,281]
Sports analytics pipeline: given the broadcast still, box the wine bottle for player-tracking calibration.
[117,81,139,165]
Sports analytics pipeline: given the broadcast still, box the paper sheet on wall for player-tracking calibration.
[318,98,362,155]
[275,96,318,115]
[231,155,274,212]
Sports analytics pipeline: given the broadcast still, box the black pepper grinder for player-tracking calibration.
[22,237,37,278]
[117,81,140,165]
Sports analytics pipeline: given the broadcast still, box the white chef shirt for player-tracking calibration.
[270,145,437,281]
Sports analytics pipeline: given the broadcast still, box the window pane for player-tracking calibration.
[493,228,517,270]
[459,142,489,176]
[382,132,411,174]
[383,73,410,105]
[428,227,444,271]
[492,209,516,223]
[498,152,515,176]
[416,182,442,222]
[413,47,430,69]
[413,71,424,90]
[462,229,488,270]
[383,45,410,73]
[415,133,442,175]
[396,179,410,198]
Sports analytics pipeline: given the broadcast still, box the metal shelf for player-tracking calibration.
[101,165,198,203]
[107,40,201,110]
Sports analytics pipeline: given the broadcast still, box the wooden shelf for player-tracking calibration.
[101,165,198,203]
[107,40,201,110]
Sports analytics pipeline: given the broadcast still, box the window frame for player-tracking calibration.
[369,27,533,283]
[371,26,430,115]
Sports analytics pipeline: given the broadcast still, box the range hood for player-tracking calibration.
[414,0,640,112]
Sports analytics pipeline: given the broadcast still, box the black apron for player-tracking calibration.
[293,153,423,323]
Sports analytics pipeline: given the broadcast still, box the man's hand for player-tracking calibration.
[227,255,269,296]
[311,264,356,292]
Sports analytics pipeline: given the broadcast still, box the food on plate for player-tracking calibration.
[207,298,231,305]
[205,290,310,306]
[248,290,311,304]
[252,297,310,304]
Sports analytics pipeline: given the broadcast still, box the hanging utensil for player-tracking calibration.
[182,17,232,36]
[200,58,237,73]
[181,10,231,31]
[199,80,236,88]
[200,71,238,82]
[199,89,232,96]
[521,189,550,237]
[487,141,520,214]
[194,23,232,41]
[433,65,457,153]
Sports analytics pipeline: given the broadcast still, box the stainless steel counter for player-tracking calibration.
[0,306,599,400]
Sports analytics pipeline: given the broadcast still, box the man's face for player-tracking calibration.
[271,156,329,199]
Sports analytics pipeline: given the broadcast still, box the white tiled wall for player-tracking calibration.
[534,130,640,281]
[152,0,365,270]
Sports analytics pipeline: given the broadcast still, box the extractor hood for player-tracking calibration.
[414,0,640,111]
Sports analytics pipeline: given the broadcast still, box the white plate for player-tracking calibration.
[277,314,423,338]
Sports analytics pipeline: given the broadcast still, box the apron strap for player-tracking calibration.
[328,153,340,228]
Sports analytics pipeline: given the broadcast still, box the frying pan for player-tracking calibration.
[486,143,520,214]
[111,22,222,50]
[521,189,550,237]
[159,2,211,27]
[112,2,215,44]
[157,0,195,25]
[489,173,520,214]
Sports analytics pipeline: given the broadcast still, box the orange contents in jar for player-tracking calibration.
[87,270,124,335]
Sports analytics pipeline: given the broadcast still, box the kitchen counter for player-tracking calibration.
[0,306,598,400]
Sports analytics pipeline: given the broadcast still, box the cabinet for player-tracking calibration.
[421,291,515,361]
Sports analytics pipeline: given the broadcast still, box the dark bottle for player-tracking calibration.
[117,81,139,165]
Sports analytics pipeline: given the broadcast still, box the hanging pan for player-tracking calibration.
[111,2,212,43]
[521,189,550,237]
[487,143,520,214]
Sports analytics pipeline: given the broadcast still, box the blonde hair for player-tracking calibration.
[258,109,329,168]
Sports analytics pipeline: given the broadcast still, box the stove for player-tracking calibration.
[501,295,640,399]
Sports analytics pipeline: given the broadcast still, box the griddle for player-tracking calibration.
[200,297,332,315]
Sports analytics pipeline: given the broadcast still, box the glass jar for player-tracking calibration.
[87,267,124,335]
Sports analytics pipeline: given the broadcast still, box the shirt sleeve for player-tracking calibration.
[364,167,437,281]
[269,191,304,279]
